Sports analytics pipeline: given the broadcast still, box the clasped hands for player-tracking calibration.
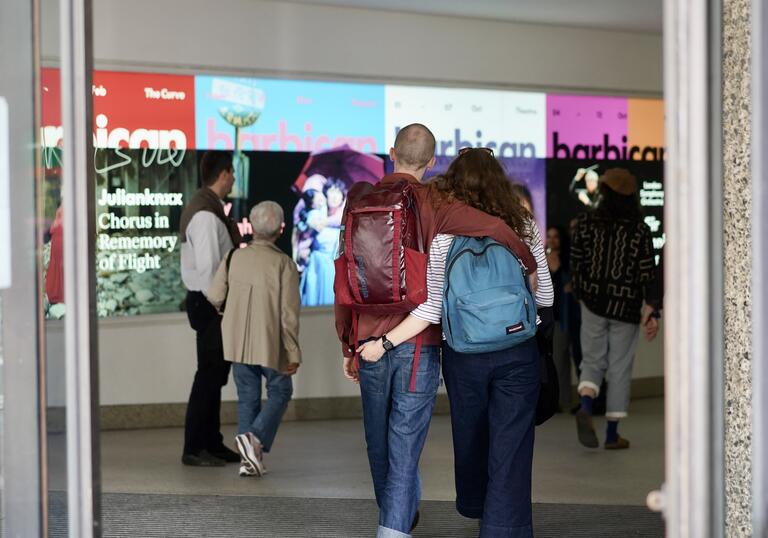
[342,338,387,384]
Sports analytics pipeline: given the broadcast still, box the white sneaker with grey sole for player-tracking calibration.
[235,433,265,476]
[239,464,257,477]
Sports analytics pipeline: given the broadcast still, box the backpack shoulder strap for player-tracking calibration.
[225,247,237,275]
[219,247,238,313]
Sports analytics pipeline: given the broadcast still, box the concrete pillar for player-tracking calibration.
[723,0,753,534]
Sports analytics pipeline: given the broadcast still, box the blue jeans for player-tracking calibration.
[232,363,293,453]
[442,338,540,538]
[358,343,440,538]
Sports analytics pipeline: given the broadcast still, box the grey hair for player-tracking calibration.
[249,201,284,239]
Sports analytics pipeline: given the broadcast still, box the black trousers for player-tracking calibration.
[183,291,231,455]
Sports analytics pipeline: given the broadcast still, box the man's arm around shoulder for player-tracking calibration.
[433,201,536,274]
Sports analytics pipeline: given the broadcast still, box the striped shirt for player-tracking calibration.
[412,219,554,325]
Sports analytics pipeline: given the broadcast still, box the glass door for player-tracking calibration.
[0,0,47,535]
[1,0,99,535]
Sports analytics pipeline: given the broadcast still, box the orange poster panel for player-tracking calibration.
[627,98,665,159]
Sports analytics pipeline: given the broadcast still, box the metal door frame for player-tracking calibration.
[59,0,101,536]
[662,0,725,535]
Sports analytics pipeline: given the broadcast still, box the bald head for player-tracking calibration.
[392,123,436,172]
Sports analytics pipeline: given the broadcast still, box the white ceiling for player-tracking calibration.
[287,0,663,34]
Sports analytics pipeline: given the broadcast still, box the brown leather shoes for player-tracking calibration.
[575,409,599,448]
[604,437,631,450]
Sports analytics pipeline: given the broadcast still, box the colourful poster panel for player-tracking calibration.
[546,94,628,160]
[41,68,62,148]
[385,85,546,158]
[628,98,665,160]
[195,76,386,153]
[93,71,196,150]
[41,68,196,150]
[547,94,664,161]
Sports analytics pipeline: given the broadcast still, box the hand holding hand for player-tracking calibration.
[357,339,386,363]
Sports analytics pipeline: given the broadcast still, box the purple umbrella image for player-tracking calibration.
[293,144,383,193]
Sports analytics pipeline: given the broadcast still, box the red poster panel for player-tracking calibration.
[40,69,196,149]
[41,68,62,149]
[93,71,195,149]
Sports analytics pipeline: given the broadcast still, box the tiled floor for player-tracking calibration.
[87,397,664,506]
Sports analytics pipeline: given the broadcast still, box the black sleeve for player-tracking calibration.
[645,247,664,311]
[569,216,586,298]
[536,306,555,382]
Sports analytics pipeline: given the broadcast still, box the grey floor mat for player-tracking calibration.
[48,493,664,537]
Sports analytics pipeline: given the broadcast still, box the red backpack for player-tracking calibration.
[334,179,428,390]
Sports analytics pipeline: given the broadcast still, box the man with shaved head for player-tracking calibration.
[392,123,436,171]
[335,123,537,538]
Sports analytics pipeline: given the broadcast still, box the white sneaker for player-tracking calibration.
[235,433,265,476]
[239,464,257,477]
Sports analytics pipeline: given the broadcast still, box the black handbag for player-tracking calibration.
[535,307,560,426]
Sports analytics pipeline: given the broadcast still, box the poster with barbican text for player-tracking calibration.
[38,66,665,317]
[194,76,386,153]
[41,68,200,319]
[383,85,549,232]
[545,94,666,261]
[194,76,388,308]
[385,85,547,158]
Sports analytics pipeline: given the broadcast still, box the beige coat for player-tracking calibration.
[207,239,301,370]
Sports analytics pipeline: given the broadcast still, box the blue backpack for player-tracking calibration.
[442,236,537,354]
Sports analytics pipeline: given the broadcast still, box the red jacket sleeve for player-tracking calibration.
[334,196,355,358]
[335,302,355,358]
[433,202,537,274]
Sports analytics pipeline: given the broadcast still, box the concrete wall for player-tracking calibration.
[42,0,663,94]
[40,0,665,409]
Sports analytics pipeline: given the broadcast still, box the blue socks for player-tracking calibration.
[580,394,594,415]
[606,420,619,444]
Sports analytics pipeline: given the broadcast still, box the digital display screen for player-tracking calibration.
[40,68,664,317]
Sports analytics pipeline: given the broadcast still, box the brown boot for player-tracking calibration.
[575,409,599,448]
[604,436,630,450]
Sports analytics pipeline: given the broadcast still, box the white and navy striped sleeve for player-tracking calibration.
[411,234,454,324]
[528,219,554,308]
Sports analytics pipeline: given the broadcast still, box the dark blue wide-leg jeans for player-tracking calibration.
[442,338,540,538]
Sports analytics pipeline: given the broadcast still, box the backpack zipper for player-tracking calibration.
[444,243,520,299]
[350,205,403,214]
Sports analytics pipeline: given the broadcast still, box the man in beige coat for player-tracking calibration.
[207,201,301,477]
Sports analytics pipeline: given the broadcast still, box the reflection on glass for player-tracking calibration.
[40,27,68,528]
[212,77,265,201]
